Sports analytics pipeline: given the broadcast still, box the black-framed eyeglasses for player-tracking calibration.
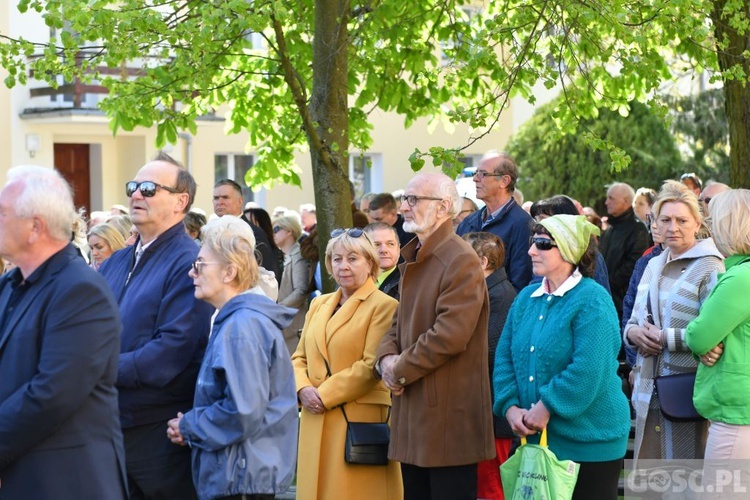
[126,180,181,198]
[397,194,444,207]
[530,237,558,251]
[473,171,506,180]
[191,260,223,275]
[331,227,365,238]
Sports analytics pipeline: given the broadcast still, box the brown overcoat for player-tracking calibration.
[292,279,402,500]
[376,219,495,467]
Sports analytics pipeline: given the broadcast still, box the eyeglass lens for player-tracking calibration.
[126,181,158,198]
[530,237,556,251]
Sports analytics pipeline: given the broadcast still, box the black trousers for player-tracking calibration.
[401,462,478,500]
[124,420,197,500]
[572,457,623,500]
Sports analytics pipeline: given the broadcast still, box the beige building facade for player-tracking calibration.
[1,0,546,216]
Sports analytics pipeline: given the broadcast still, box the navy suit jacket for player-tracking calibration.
[0,245,127,499]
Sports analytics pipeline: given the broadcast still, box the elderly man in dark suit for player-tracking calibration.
[0,166,127,499]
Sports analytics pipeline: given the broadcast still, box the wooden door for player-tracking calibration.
[54,143,90,214]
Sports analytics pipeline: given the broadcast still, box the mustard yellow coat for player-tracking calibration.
[292,279,402,500]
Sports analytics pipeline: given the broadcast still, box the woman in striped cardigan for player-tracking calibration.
[624,180,725,461]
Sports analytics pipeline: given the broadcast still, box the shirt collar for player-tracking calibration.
[483,198,512,222]
[529,268,583,297]
[376,266,397,287]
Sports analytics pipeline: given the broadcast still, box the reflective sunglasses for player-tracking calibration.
[331,227,365,238]
[530,237,558,251]
[191,260,223,275]
[397,194,444,207]
[126,180,181,198]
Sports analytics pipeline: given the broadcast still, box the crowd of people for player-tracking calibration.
[0,150,748,500]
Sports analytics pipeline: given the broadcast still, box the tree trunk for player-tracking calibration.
[711,0,750,188]
[310,0,352,292]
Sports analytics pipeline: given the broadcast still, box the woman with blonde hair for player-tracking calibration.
[293,228,402,500]
[274,215,312,355]
[167,216,298,499]
[686,189,750,491]
[624,180,725,460]
[87,223,127,270]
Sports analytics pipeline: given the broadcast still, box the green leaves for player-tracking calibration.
[2,0,747,188]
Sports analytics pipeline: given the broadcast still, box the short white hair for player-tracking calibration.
[710,189,750,257]
[608,182,636,204]
[7,166,75,242]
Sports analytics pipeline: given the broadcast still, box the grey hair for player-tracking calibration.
[200,215,258,290]
[7,166,75,242]
[608,182,636,204]
[709,189,750,257]
[434,174,461,217]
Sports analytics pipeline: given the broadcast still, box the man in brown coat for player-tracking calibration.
[375,172,495,500]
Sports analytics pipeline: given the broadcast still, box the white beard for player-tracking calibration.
[403,203,438,234]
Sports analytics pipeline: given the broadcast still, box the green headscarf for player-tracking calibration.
[538,214,601,265]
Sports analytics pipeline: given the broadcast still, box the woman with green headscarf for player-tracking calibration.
[493,214,631,499]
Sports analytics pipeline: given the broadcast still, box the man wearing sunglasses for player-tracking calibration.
[456,151,533,293]
[376,172,494,500]
[100,152,214,499]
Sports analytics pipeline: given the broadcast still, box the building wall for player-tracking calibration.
[0,0,543,216]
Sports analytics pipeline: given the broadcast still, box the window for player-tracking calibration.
[349,153,383,201]
[215,154,255,203]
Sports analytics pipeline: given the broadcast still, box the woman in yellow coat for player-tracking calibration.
[292,228,402,500]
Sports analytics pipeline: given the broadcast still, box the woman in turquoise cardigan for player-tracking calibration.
[686,189,750,489]
[494,214,631,500]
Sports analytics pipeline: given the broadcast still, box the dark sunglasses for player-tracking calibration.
[698,196,712,205]
[530,237,558,251]
[331,227,365,238]
[126,180,181,198]
[273,226,282,233]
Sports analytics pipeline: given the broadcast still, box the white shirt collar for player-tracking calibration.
[529,268,583,297]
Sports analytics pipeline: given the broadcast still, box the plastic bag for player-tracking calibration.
[500,429,580,500]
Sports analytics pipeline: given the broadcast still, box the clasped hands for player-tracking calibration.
[298,386,326,414]
[627,322,665,357]
[506,400,550,438]
[379,354,404,396]
[167,412,186,446]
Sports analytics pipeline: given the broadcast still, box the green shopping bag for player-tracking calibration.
[500,428,580,500]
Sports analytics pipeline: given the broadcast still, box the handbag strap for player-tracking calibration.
[324,358,392,424]
[340,404,392,425]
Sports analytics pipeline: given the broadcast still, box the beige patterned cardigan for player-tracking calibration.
[624,238,724,462]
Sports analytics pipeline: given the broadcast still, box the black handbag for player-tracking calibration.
[322,357,390,466]
[645,290,705,423]
[341,405,390,466]
[654,371,704,422]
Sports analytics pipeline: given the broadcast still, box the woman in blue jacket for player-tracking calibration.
[167,216,298,500]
